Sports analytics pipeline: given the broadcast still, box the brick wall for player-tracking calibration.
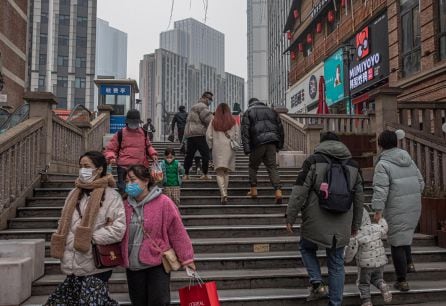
[388,0,446,102]
[0,0,28,109]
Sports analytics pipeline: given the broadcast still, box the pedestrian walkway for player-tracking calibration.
[2,142,446,305]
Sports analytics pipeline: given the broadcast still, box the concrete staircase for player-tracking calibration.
[2,142,445,305]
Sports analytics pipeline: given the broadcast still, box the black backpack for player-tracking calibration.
[117,128,148,158]
[317,154,354,213]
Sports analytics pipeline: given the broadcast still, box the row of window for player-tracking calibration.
[56,76,87,88]
[38,55,87,68]
[40,14,89,26]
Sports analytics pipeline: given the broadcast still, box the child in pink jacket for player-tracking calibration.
[104,110,158,194]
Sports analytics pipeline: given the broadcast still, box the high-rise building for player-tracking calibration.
[0,0,28,110]
[142,19,244,140]
[94,18,127,110]
[27,0,97,110]
[267,0,291,107]
[225,72,245,110]
[95,18,127,79]
[161,18,225,76]
[247,0,268,107]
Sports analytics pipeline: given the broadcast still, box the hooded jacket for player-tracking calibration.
[60,187,126,276]
[121,189,194,268]
[172,110,188,131]
[286,140,364,248]
[104,127,158,168]
[184,98,213,137]
[241,101,284,153]
[371,148,424,246]
[345,208,388,268]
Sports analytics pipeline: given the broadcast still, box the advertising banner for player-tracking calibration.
[324,48,345,106]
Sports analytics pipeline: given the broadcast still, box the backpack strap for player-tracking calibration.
[117,128,148,160]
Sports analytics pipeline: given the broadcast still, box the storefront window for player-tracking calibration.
[400,0,421,76]
[440,0,446,60]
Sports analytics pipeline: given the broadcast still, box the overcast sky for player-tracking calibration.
[97,0,247,82]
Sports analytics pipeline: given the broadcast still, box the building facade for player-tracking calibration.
[387,0,446,102]
[225,72,245,110]
[170,18,225,76]
[159,28,189,60]
[284,0,389,114]
[94,18,127,110]
[139,53,156,122]
[27,0,97,110]
[0,0,28,110]
[247,0,269,106]
[267,0,291,107]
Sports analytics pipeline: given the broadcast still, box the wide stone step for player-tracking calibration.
[41,179,298,189]
[30,262,446,294]
[10,213,289,229]
[25,195,294,206]
[18,204,289,217]
[22,281,446,306]
[0,225,301,240]
[42,246,446,275]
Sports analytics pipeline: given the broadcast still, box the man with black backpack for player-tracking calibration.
[286,131,364,306]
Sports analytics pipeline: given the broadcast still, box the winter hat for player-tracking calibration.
[126,109,142,125]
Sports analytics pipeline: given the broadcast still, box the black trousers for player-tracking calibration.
[178,128,185,143]
[184,136,210,175]
[117,166,127,194]
[391,245,413,282]
[126,265,170,306]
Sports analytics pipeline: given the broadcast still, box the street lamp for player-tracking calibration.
[343,44,356,115]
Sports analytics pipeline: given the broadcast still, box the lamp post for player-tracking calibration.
[342,44,356,115]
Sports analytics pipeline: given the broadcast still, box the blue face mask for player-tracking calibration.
[125,182,144,198]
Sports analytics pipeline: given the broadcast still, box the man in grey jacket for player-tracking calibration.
[183,91,214,180]
[286,132,364,306]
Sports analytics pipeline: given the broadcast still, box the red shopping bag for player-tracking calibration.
[179,281,220,306]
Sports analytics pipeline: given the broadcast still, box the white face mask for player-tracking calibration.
[79,168,96,183]
[128,123,139,130]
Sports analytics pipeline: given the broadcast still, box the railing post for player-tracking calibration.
[370,87,402,147]
[73,120,92,154]
[304,125,324,154]
[97,104,113,117]
[24,92,57,169]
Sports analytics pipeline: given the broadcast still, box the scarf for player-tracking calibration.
[50,174,116,259]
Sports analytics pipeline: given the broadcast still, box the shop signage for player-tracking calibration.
[348,13,389,95]
[286,63,324,113]
[310,0,332,20]
[100,85,131,96]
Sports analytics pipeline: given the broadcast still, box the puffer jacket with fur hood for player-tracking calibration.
[345,208,388,268]
[60,187,126,276]
[184,98,213,137]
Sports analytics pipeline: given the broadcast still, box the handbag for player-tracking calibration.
[139,219,182,273]
[179,273,220,306]
[224,131,241,151]
[92,242,123,269]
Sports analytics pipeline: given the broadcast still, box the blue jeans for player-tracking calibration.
[300,238,345,306]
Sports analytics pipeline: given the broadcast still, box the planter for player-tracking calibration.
[437,230,446,248]
[419,197,446,236]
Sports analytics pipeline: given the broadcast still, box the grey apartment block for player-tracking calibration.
[27,0,97,110]
[247,0,268,107]
[267,0,290,107]
[139,53,156,122]
[225,72,245,111]
[95,18,127,109]
[161,18,225,76]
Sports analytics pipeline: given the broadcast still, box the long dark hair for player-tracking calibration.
[127,164,154,188]
[79,151,107,177]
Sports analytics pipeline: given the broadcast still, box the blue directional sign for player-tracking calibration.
[100,85,131,96]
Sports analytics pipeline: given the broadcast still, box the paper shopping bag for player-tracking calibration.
[179,281,220,306]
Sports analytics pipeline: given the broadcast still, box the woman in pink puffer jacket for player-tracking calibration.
[104,110,158,194]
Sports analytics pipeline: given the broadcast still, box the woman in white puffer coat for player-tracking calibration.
[345,208,392,306]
